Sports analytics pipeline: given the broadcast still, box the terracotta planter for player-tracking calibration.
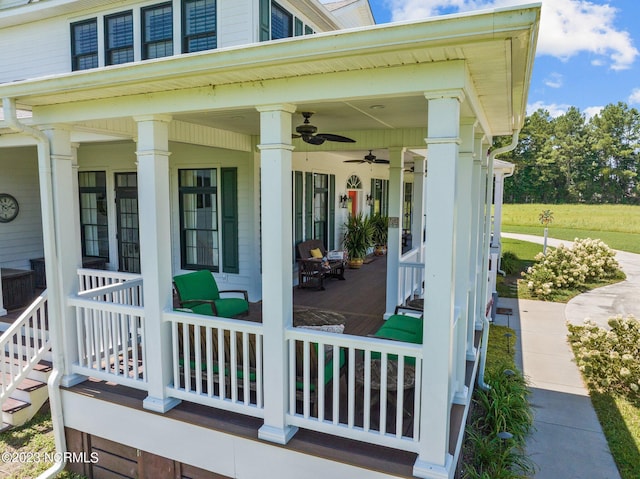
[348,258,364,269]
[374,245,387,256]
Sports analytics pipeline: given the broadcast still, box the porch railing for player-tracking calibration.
[68,275,146,389]
[396,253,425,305]
[165,310,264,418]
[287,328,423,452]
[78,268,144,301]
[0,291,50,405]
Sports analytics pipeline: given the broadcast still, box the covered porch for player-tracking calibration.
[0,5,539,478]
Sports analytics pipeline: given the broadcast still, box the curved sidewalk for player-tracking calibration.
[493,232,640,479]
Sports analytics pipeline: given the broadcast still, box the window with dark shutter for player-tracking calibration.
[105,11,134,65]
[142,2,173,60]
[71,19,98,71]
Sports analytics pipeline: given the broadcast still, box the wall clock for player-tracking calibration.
[0,193,19,223]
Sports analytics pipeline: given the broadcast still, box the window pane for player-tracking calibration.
[143,3,173,59]
[71,19,98,71]
[271,2,292,40]
[179,168,219,270]
[105,12,134,65]
[183,0,217,53]
[79,171,109,259]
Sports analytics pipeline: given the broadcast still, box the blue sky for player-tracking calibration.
[364,0,640,119]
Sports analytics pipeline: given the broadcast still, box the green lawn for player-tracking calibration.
[499,204,640,478]
[501,204,640,253]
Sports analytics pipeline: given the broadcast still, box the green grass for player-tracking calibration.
[501,204,640,253]
[0,406,86,479]
[590,393,640,479]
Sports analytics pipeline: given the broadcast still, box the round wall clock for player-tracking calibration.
[0,193,19,223]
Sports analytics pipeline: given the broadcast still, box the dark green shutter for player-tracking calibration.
[294,171,303,246]
[294,18,303,36]
[305,172,313,239]
[259,0,270,41]
[370,178,376,216]
[329,174,335,250]
[221,168,239,274]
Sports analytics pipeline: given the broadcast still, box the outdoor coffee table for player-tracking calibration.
[355,357,416,430]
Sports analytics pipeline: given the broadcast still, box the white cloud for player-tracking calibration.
[526,102,603,119]
[583,106,604,119]
[388,0,638,70]
[544,73,563,89]
[526,101,571,118]
[629,88,640,105]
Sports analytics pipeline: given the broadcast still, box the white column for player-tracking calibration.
[413,91,463,479]
[411,155,426,261]
[385,146,405,318]
[44,127,85,387]
[492,171,506,249]
[256,103,298,445]
[452,120,476,405]
[479,147,496,320]
[0,267,6,316]
[467,134,486,355]
[136,115,181,413]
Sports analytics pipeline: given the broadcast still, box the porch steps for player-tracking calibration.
[0,354,52,430]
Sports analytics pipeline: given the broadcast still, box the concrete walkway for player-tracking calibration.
[491,232,640,479]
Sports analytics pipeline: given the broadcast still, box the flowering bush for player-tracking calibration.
[567,316,640,399]
[522,238,619,298]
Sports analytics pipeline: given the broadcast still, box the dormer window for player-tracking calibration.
[182,0,217,53]
[105,11,134,65]
[71,19,98,71]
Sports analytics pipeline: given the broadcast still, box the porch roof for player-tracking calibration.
[0,4,540,139]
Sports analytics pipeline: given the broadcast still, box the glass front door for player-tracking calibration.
[115,173,140,273]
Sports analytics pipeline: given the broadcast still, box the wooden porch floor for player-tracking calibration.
[242,254,388,336]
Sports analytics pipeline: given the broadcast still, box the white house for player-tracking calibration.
[0,1,540,478]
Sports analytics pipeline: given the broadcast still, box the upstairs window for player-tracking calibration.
[182,0,217,53]
[271,2,292,40]
[142,2,174,60]
[105,11,134,65]
[71,19,98,71]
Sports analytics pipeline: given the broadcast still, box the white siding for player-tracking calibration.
[0,147,44,269]
[0,18,70,83]
[218,0,254,48]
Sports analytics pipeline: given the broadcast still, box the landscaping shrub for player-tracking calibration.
[522,238,620,299]
[500,251,520,275]
[462,350,535,479]
[568,315,640,399]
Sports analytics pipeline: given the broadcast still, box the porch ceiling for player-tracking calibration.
[0,4,540,141]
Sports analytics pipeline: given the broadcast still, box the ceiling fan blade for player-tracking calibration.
[292,134,302,139]
[343,159,366,163]
[315,133,356,143]
[304,135,325,145]
[372,159,390,164]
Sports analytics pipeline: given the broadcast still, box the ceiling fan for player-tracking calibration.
[344,150,390,165]
[293,112,356,145]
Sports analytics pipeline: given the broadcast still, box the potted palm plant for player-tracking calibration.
[371,213,389,256]
[343,212,374,268]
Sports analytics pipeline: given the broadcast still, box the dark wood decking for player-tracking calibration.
[293,255,388,336]
[65,378,418,478]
